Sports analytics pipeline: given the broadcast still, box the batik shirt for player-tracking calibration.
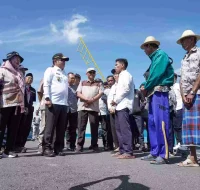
[181,46,200,95]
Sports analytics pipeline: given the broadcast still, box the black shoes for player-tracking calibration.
[21,147,27,153]
[54,150,65,156]
[2,151,18,158]
[104,146,114,151]
[43,149,55,157]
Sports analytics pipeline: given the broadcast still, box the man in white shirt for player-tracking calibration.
[172,73,183,149]
[97,78,113,151]
[43,53,69,157]
[32,110,41,141]
[111,58,135,159]
[107,71,119,151]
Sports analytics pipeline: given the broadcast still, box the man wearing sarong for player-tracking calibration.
[177,30,200,167]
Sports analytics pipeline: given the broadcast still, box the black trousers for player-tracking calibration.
[132,114,144,147]
[173,109,183,144]
[99,114,113,148]
[15,105,34,148]
[65,111,78,149]
[0,106,21,152]
[77,111,99,148]
[169,111,175,153]
[109,113,119,149]
[43,104,68,152]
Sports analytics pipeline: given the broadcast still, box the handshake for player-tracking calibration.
[109,107,116,114]
[109,100,117,114]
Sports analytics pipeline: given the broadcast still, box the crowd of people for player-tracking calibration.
[0,29,200,167]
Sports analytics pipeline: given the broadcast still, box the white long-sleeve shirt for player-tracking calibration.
[173,82,183,110]
[114,70,134,113]
[107,83,117,111]
[43,66,68,106]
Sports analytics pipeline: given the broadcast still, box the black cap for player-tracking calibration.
[52,53,69,61]
[111,69,116,74]
[95,78,103,83]
[174,73,181,77]
[3,51,24,63]
[26,73,33,77]
[19,64,28,71]
[75,73,81,79]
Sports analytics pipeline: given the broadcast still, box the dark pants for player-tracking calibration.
[66,111,78,149]
[43,104,68,152]
[173,109,183,144]
[132,114,144,147]
[110,113,119,149]
[0,106,21,153]
[99,114,113,148]
[129,114,138,146]
[115,108,133,155]
[169,111,175,153]
[77,111,99,148]
[15,105,34,148]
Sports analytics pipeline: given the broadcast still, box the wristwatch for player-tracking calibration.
[190,90,195,95]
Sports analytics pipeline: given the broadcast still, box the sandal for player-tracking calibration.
[150,156,168,165]
[117,154,135,159]
[177,158,199,167]
[111,152,122,157]
[141,154,156,161]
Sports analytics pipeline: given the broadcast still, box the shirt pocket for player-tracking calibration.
[189,55,200,72]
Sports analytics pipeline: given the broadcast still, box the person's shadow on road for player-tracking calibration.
[69,175,150,190]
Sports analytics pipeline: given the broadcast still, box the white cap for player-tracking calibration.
[86,68,96,73]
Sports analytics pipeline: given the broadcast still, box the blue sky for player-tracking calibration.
[0,0,200,96]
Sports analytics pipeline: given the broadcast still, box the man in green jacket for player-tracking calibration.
[140,36,174,164]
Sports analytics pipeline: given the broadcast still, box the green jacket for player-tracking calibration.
[144,49,174,91]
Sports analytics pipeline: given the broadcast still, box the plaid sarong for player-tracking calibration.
[182,95,200,146]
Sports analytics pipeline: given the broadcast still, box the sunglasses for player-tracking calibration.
[144,44,150,48]
[89,71,96,74]
[108,80,114,82]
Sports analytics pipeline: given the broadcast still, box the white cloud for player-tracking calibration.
[50,14,88,44]
[50,23,58,33]
[0,14,88,48]
[0,13,137,49]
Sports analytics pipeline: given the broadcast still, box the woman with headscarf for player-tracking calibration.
[0,51,25,158]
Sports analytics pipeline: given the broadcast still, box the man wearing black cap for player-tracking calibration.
[74,73,81,88]
[15,73,36,153]
[43,53,69,157]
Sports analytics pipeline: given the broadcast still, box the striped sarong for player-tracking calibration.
[182,95,200,146]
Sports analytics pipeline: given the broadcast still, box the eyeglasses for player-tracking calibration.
[108,80,114,82]
[89,71,96,74]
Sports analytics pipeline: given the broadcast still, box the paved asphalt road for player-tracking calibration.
[0,139,200,190]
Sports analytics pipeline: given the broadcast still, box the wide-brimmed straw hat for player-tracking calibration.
[176,30,200,44]
[140,36,160,49]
